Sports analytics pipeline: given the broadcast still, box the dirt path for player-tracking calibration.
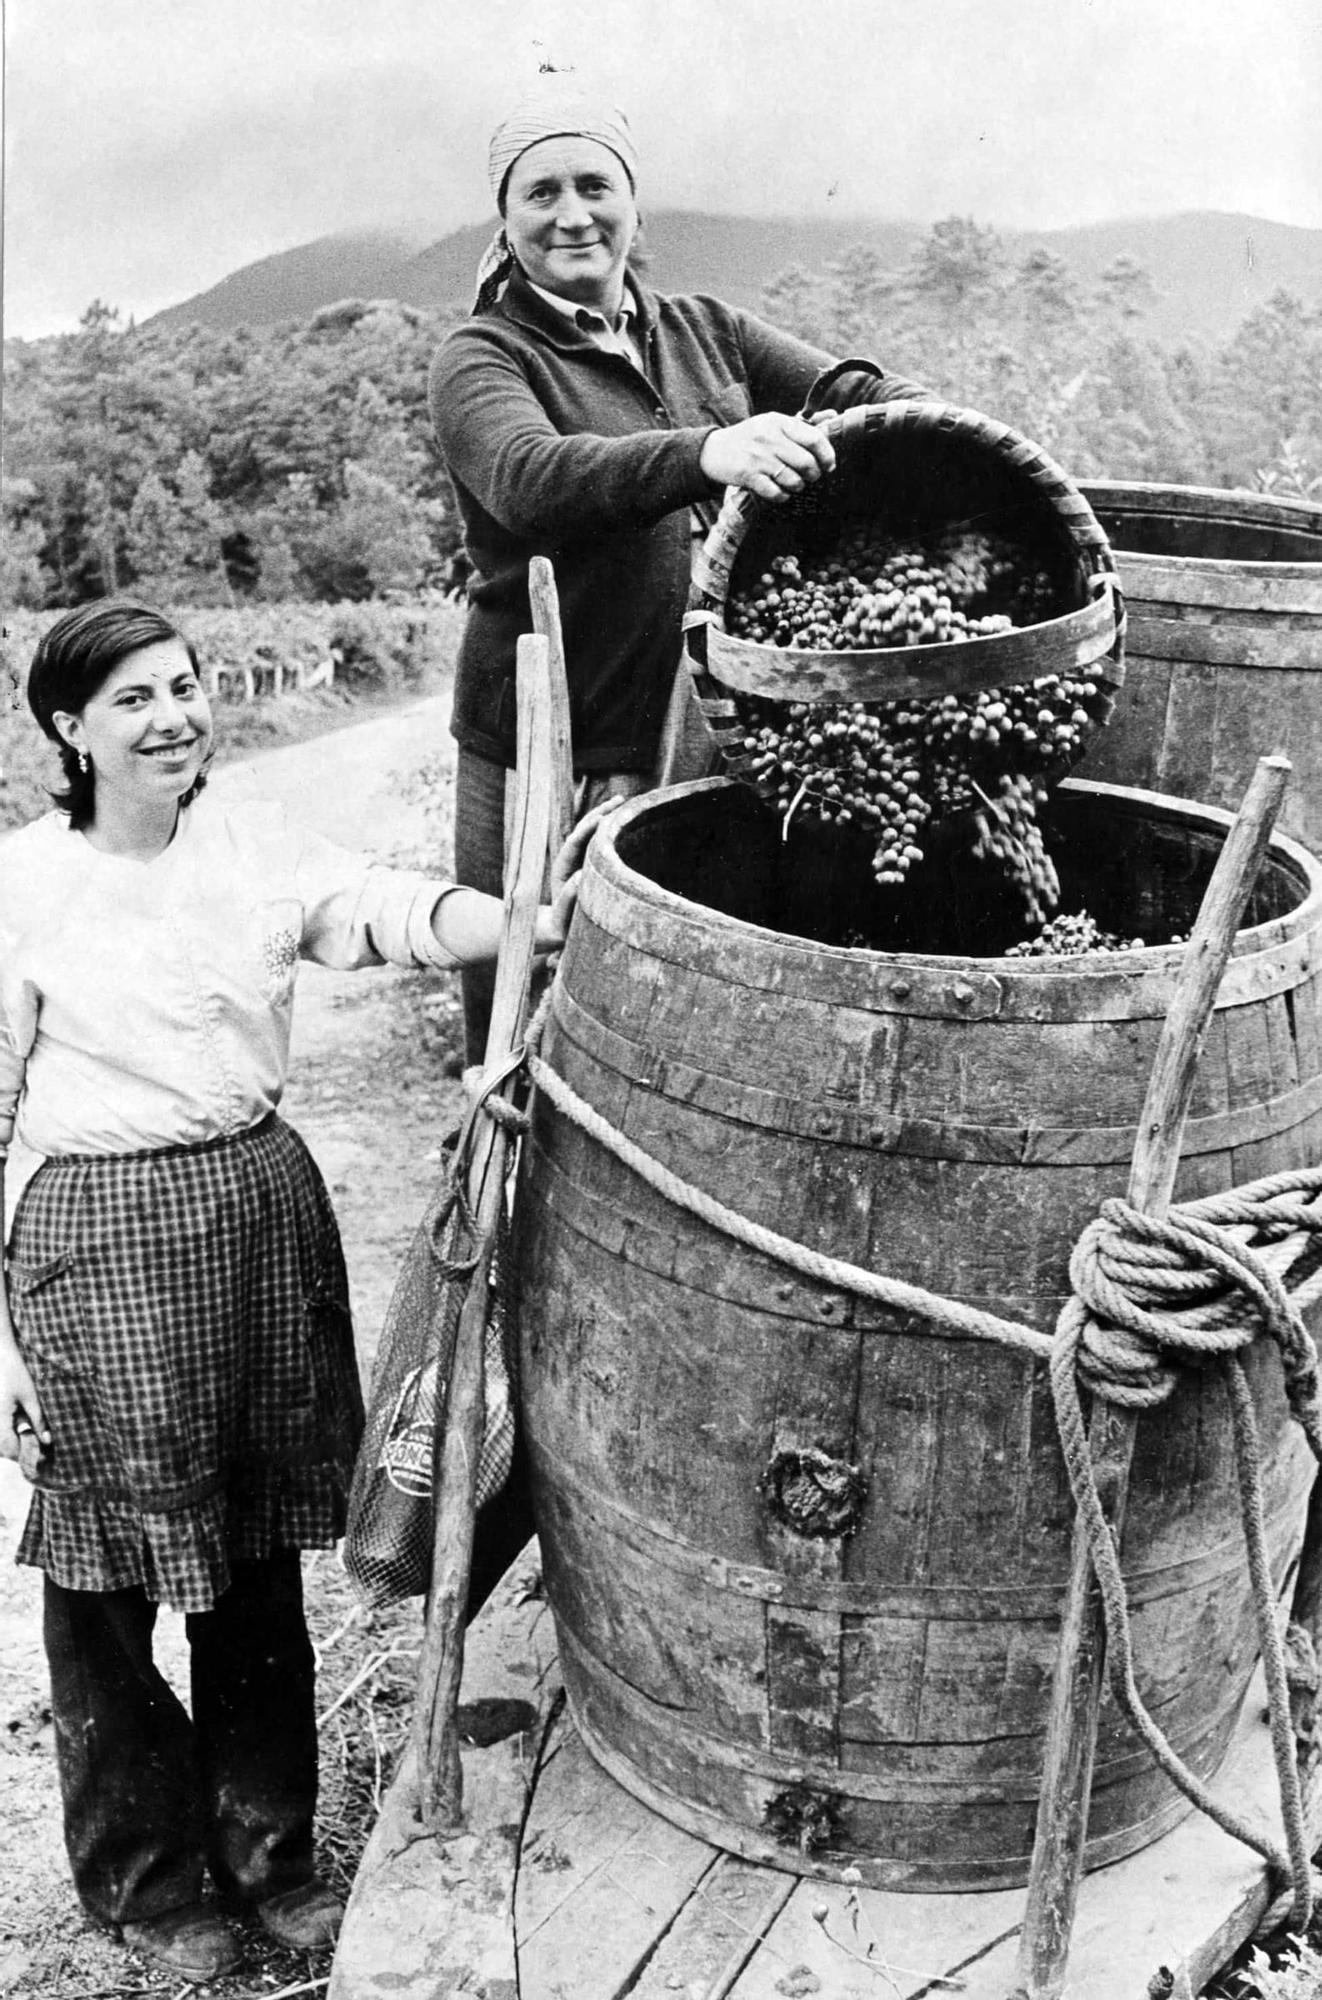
[0,693,473,1996]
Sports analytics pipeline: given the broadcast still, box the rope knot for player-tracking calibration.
[1064,1195,1321,1432]
[481,1095,529,1136]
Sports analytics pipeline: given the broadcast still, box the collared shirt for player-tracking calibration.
[0,795,458,1160]
[525,277,645,372]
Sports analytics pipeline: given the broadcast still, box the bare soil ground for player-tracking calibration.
[0,695,470,1999]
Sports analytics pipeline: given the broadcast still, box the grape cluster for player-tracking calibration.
[737,671,1105,905]
[727,526,1106,923]
[1007,914,1188,957]
[725,528,1057,651]
[969,775,1059,928]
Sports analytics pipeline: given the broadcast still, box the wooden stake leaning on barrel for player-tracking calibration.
[1012,752,1293,2000]
[528,556,575,858]
[408,632,554,1831]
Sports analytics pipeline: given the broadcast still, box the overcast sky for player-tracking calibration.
[4,0,1320,338]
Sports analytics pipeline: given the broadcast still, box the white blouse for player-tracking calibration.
[0,794,458,1160]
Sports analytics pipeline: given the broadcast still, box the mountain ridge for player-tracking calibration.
[141,209,1322,347]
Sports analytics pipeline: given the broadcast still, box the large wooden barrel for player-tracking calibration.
[516,776,1322,1892]
[1077,482,1322,855]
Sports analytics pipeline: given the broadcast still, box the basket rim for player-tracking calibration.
[692,397,1117,616]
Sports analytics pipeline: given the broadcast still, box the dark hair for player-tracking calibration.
[27,598,210,828]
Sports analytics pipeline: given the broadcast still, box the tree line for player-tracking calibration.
[3,295,457,613]
[761,219,1321,498]
[3,218,1319,614]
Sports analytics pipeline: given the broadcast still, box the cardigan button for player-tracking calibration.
[653,406,668,423]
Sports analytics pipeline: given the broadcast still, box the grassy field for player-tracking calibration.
[0,597,464,832]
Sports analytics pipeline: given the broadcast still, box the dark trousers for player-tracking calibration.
[453,744,509,1069]
[453,745,651,1066]
[452,739,654,1606]
[43,1553,317,1926]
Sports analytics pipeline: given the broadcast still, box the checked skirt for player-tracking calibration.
[8,1115,365,1612]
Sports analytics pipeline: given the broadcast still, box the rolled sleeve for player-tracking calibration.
[405,882,463,969]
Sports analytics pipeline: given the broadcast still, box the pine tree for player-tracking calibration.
[301,463,434,601]
[126,471,189,604]
[345,379,426,493]
[82,474,121,595]
[1,479,52,608]
[759,265,833,345]
[175,452,233,605]
[1096,256,1158,327]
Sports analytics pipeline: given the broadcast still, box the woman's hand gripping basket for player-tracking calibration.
[688,385,1125,902]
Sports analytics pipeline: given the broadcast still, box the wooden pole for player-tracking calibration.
[528,556,575,860]
[1289,1478,1322,1652]
[409,633,554,1830]
[1011,754,1292,1999]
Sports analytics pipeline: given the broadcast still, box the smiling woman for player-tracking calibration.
[24,607,215,851]
[431,71,930,1068]
[0,596,606,1985]
[47,640,213,851]
[502,137,638,314]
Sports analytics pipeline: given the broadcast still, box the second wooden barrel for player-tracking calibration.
[516,777,1322,1891]
[1077,481,1322,855]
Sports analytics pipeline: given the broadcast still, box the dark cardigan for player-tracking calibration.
[429,267,923,771]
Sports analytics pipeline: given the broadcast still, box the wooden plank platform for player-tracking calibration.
[330,1554,1315,2000]
[328,1557,560,2000]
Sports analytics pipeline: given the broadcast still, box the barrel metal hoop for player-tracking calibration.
[530,1437,1312,1618]
[546,985,1322,1165]
[555,1620,1248,1809]
[562,1691,1210,1891]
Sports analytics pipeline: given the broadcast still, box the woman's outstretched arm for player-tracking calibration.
[429,794,622,962]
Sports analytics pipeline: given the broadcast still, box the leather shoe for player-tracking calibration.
[122,1902,241,1980]
[256,1877,344,1950]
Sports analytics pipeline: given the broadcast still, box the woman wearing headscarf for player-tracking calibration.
[431,74,928,1059]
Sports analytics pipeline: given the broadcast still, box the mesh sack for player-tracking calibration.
[343,1151,516,1610]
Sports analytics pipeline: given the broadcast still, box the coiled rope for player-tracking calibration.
[1055,1189,1322,1926]
[501,987,1322,1922]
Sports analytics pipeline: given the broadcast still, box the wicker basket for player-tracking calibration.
[689,395,1125,712]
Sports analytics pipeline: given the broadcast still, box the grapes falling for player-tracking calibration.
[724,527,1109,924]
[1007,914,1188,957]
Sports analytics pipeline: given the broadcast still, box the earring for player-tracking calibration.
[77,751,89,775]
